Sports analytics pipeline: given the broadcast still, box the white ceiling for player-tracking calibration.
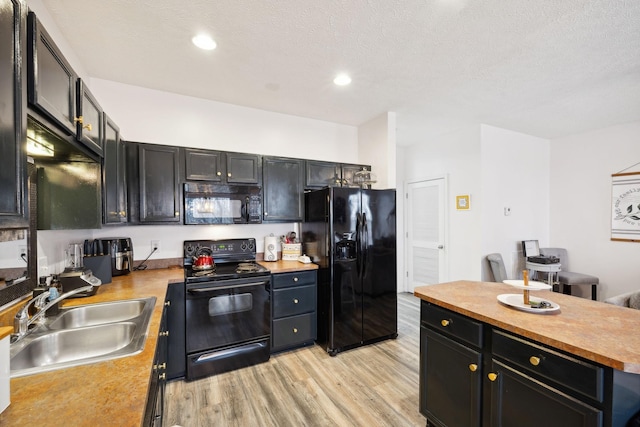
[41,0,640,146]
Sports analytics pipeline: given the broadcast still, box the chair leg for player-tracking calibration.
[591,284,597,301]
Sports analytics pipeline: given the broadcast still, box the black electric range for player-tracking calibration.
[183,238,270,284]
[182,238,272,380]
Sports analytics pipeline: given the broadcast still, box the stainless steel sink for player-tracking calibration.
[10,296,156,377]
[48,299,148,329]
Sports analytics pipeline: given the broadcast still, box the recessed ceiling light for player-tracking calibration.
[192,34,217,50]
[333,73,352,86]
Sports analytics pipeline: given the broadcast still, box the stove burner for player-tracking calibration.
[236,262,261,273]
[193,269,216,277]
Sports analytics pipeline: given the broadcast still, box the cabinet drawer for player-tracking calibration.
[421,301,483,348]
[272,271,316,289]
[492,330,604,402]
[273,312,316,350]
[273,285,316,318]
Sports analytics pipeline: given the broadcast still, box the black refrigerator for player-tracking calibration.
[303,187,397,356]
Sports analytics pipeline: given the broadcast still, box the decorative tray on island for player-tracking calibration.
[497,293,560,313]
[499,279,559,313]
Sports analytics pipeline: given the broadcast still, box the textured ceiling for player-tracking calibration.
[41,0,640,146]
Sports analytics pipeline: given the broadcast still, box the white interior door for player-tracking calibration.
[406,178,446,291]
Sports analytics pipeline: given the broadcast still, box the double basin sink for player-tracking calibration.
[10,297,156,378]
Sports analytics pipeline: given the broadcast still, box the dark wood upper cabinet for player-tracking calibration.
[226,152,261,185]
[27,12,76,135]
[305,160,341,189]
[0,0,27,227]
[103,114,127,224]
[305,160,371,189]
[137,143,181,223]
[76,79,103,156]
[183,148,261,185]
[184,148,224,182]
[263,157,304,222]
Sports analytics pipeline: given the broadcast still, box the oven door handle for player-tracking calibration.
[187,281,270,293]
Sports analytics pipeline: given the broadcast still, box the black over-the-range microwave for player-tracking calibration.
[184,183,262,224]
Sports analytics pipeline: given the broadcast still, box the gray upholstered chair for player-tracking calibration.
[540,247,599,300]
[487,253,508,283]
[604,290,640,309]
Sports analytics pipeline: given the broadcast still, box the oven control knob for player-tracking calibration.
[241,242,247,250]
[248,240,255,250]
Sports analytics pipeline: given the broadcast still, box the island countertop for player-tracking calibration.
[414,280,640,374]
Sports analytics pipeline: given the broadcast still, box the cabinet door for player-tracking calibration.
[226,152,260,184]
[0,0,27,227]
[341,164,370,188]
[102,115,127,224]
[27,12,77,135]
[487,359,602,427]
[184,148,224,182]
[305,160,341,188]
[76,79,103,156]
[166,282,185,380]
[138,144,181,223]
[263,156,304,222]
[420,327,482,427]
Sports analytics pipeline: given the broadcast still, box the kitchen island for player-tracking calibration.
[415,280,640,427]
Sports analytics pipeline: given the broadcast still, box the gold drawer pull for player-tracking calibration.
[469,364,478,372]
[164,301,171,307]
[227,172,232,177]
[83,123,92,131]
[293,328,298,333]
[159,331,169,337]
[529,356,541,366]
[217,171,222,176]
[441,319,450,327]
[488,373,498,382]
[159,373,166,380]
[293,298,299,304]
[158,362,166,370]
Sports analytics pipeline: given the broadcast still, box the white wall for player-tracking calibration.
[550,121,640,300]
[358,112,397,189]
[402,124,483,284]
[480,125,550,280]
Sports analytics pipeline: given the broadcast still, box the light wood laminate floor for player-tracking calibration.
[165,292,424,427]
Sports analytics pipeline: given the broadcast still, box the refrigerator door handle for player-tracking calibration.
[356,212,363,277]
[362,212,368,274]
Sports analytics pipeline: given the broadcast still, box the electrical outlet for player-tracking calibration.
[504,207,512,216]
[18,245,27,262]
[151,240,160,252]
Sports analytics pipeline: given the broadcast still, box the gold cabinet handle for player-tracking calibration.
[159,373,166,380]
[293,277,299,282]
[83,123,92,131]
[293,328,298,333]
[441,319,450,327]
[293,298,299,304]
[217,171,222,176]
[264,212,268,216]
[119,211,126,217]
[469,364,478,372]
[159,331,169,337]
[227,172,232,177]
[158,362,166,370]
[74,116,84,124]
[175,211,180,216]
[529,356,541,366]
[164,300,171,307]
[335,179,341,184]
[488,372,498,382]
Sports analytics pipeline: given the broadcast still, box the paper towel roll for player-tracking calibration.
[264,235,278,261]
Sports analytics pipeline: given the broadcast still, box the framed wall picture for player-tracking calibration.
[456,195,470,210]
[611,171,640,242]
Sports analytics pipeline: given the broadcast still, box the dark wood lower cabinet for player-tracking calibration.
[271,270,317,353]
[419,301,640,427]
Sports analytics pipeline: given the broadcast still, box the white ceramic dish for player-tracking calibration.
[497,293,560,313]
[503,279,552,291]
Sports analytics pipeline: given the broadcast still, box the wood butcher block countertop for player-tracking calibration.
[415,280,640,374]
[0,267,185,427]
[0,261,316,426]
[0,326,11,341]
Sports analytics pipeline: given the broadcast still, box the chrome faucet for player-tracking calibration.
[12,285,96,342]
